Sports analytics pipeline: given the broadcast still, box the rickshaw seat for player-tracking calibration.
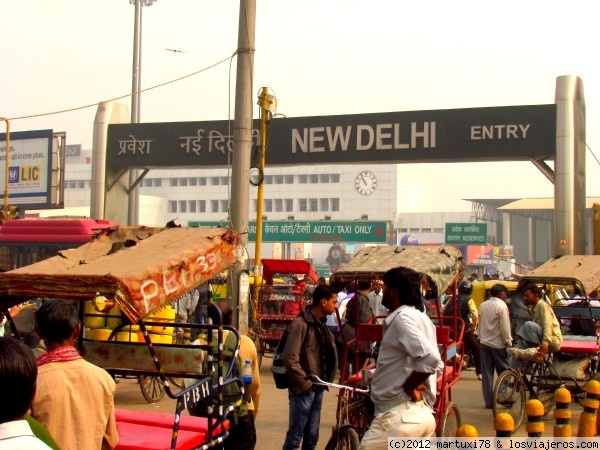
[354,323,383,343]
[115,409,228,450]
[436,325,451,346]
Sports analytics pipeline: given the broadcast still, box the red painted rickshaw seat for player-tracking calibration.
[114,409,228,450]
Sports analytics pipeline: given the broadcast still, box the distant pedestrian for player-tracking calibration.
[340,280,374,372]
[368,280,387,320]
[444,280,481,379]
[507,280,531,338]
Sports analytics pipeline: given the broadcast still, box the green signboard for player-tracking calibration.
[445,222,487,245]
[314,265,331,278]
[188,220,390,243]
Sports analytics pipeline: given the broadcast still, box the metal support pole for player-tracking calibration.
[252,88,276,318]
[128,0,145,225]
[228,0,256,334]
[554,75,586,255]
[1,118,10,211]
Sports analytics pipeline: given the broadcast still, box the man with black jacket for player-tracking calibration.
[444,280,481,379]
[282,285,338,450]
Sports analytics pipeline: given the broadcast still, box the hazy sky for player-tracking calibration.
[2,0,599,212]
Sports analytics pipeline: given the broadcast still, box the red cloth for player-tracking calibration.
[37,346,82,366]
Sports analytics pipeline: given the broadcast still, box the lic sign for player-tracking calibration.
[9,165,41,184]
[8,167,19,183]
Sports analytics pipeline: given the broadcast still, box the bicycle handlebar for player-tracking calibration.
[307,374,371,394]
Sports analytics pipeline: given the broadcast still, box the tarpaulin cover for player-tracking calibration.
[522,255,600,296]
[330,245,464,296]
[0,226,238,322]
[261,259,319,285]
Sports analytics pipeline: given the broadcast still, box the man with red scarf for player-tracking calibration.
[31,298,119,450]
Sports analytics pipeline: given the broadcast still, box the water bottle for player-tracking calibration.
[242,359,253,384]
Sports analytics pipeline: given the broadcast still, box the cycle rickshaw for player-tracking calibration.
[493,254,600,432]
[0,225,243,450]
[324,244,466,446]
[253,258,318,368]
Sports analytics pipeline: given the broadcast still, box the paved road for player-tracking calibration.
[115,362,582,449]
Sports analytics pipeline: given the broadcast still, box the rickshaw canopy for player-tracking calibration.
[521,254,600,297]
[330,244,464,295]
[0,226,238,322]
[261,258,318,285]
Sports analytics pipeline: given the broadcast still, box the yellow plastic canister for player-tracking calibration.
[106,305,122,329]
[116,331,139,343]
[149,306,176,335]
[83,301,106,329]
[91,328,113,341]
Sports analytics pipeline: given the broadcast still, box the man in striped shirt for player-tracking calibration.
[31,299,119,450]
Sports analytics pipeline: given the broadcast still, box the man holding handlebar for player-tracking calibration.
[360,267,443,448]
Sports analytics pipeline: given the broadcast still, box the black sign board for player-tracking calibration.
[106,104,556,170]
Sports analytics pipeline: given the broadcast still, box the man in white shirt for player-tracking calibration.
[367,280,387,320]
[478,283,513,409]
[360,267,442,448]
[0,336,53,450]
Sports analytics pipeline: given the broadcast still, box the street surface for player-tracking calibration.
[114,361,583,449]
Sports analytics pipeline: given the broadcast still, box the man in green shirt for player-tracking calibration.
[516,283,562,356]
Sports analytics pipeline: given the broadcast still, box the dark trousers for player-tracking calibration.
[480,343,510,408]
[464,331,481,375]
[215,413,256,450]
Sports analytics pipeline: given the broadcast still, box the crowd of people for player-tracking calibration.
[0,269,570,450]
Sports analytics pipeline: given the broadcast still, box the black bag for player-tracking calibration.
[271,327,292,389]
[271,317,309,389]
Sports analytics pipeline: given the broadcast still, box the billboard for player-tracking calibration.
[0,129,60,209]
[459,245,495,265]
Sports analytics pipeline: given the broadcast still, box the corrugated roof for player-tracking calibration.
[499,197,600,210]
[464,199,519,208]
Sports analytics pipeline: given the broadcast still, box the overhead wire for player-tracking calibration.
[586,142,600,168]
[6,51,239,121]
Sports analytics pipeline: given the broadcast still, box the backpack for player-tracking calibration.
[188,331,249,418]
[271,317,308,389]
[569,301,596,336]
[445,294,473,330]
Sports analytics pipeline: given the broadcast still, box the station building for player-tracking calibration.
[57,147,598,276]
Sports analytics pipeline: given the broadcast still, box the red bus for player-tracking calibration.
[0,218,119,270]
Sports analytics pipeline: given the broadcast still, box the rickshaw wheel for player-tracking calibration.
[139,375,166,403]
[493,369,525,432]
[437,401,461,437]
[324,425,360,450]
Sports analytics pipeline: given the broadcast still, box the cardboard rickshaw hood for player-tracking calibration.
[521,254,600,297]
[0,226,238,322]
[330,245,464,296]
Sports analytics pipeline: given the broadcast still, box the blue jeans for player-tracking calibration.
[480,344,510,408]
[282,389,324,450]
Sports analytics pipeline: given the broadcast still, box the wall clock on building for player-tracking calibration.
[355,171,377,195]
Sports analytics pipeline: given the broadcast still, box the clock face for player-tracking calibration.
[249,167,264,186]
[355,171,377,195]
